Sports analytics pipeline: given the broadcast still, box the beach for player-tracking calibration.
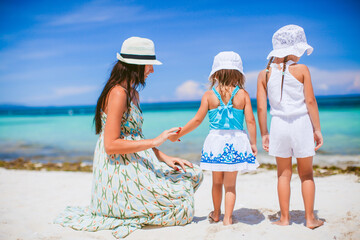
[0,97,359,239]
[0,167,359,240]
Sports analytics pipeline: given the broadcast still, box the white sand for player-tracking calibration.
[0,168,359,240]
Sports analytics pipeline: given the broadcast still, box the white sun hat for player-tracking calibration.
[209,51,245,79]
[116,37,162,65]
[267,24,313,59]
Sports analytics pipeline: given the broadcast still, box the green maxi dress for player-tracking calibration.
[54,102,203,238]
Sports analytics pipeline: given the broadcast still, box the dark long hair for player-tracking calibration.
[94,61,145,134]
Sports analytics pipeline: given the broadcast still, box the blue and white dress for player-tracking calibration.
[200,86,259,172]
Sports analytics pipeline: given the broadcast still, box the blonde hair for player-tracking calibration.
[209,69,245,97]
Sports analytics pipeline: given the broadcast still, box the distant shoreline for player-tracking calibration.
[1,158,359,178]
[1,94,359,116]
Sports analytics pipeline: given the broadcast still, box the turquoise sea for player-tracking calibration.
[0,95,360,166]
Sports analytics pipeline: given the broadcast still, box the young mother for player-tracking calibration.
[55,37,203,238]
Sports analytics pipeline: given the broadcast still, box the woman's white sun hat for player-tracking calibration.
[209,51,245,79]
[116,37,162,65]
[267,24,313,59]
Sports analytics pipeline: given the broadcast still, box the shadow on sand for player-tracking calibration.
[232,208,265,225]
[268,210,326,225]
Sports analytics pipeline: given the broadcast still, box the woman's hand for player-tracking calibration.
[262,134,269,152]
[251,144,258,156]
[314,130,323,151]
[152,127,181,147]
[163,155,193,172]
[168,127,181,142]
[152,147,192,172]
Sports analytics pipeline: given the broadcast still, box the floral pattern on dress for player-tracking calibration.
[201,143,256,164]
[54,102,203,238]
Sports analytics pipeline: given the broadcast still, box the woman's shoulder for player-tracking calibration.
[109,86,127,98]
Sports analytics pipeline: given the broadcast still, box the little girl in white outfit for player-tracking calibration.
[257,24,324,229]
[171,51,259,225]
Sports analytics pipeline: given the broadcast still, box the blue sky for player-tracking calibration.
[0,0,359,106]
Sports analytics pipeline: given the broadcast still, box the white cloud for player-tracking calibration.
[54,86,98,97]
[28,85,98,103]
[44,1,175,26]
[309,67,360,94]
[175,80,206,100]
[318,83,329,90]
[349,75,360,91]
[19,50,62,60]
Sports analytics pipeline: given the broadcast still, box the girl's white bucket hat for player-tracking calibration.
[116,37,162,65]
[267,24,313,59]
[209,51,245,79]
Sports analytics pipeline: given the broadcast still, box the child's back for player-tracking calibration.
[257,24,324,229]
[206,86,246,130]
[267,61,309,117]
[170,51,259,225]
[208,86,246,109]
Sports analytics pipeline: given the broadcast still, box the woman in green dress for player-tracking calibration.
[55,37,203,238]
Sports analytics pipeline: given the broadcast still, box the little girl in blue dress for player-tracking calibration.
[170,51,259,225]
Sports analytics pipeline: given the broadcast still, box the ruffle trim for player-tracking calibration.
[200,161,259,173]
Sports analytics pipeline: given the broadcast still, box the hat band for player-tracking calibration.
[120,53,156,60]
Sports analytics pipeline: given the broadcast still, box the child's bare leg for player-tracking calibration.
[211,171,224,222]
[297,157,324,229]
[273,157,292,226]
[223,171,238,225]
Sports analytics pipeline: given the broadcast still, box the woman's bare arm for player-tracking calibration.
[104,86,179,154]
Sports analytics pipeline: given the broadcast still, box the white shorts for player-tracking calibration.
[269,114,315,158]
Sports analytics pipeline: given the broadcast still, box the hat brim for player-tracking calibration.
[117,53,162,65]
[267,43,313,59]
[209,66,245,80]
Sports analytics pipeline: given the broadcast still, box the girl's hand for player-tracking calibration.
[168,127,182,142]
[251,144,258,156]
[163,155,193,172]
[262,134,269,152]
[152,127,181,147]
[314,130,323,151]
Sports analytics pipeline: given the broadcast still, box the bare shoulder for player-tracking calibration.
[103,86,127,114]
[233,88,249,109]
[202,90,214,99]
[291,63,309,72]
[237,88,250,98]
[107,86,127,108]
[258,69,267,81]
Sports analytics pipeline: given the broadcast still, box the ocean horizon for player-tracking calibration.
[1,95,360,167]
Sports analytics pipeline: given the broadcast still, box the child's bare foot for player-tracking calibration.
[208,211,221,223]
[306,218,324,229]
[223,216,233,226]
[272,218,290,226]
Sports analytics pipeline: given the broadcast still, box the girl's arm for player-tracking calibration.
[104,86,180,155]
[243,91,257,156]
[169,91,210,142]
[256,70,270,152]
[302,65,323,150]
